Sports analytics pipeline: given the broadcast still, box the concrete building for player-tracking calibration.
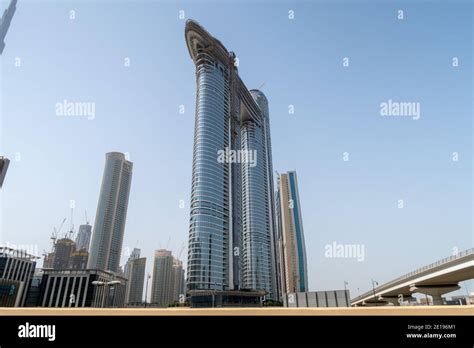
[52,238,75,269]
[0,0,17,55]
[88,152,133,273]
[37,269,127,308]
[150,250,174,307]
[0,247,37,307]
[42,252,54,269]
[124,248,146,305]
[24,270,44,307]
[0,156,10,188]
[277,171,308,294]
[185,20,278,301]
[75,223,92,252]
[69,250,89,270]
[447,294,473,305]
[150,250,184,307]
[171,259,185,302]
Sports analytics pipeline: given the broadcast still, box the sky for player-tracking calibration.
[0,0,472,300]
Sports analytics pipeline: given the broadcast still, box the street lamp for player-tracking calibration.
[371,279,378,307]
[91,281,106,308]
[107,281,122,308]
[211,282,219,308]
[92,280,121,308]
[144,273,151,308]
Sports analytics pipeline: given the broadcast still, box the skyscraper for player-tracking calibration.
[124,248,146,305]
[0,0,17,55]
[150,249,174,307]
[0,157,10,188]
[88,152,133,273]
[242,90,279,299]
[277,171,308,294]
[185,20,278,300]
[52,238,75,269]
[76,223,92,251]
[69,250,88,270]
[171,259,185,302]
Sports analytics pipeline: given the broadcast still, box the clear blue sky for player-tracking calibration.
[0,0,472,299]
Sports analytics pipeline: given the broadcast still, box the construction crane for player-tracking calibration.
[58,218,66,235]
[67,206,74,239]
[51,218,66,247]
[50,229,57,247]
[84,210,89,225]
[177,242,185,261]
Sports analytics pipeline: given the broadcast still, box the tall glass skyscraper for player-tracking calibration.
[124,248,146,305]
[0,0,17,55]
[149,250,185,307]
[88,152,133,273]
[185,20,277,299]
[76,223,92,251]
[277,171,308,294]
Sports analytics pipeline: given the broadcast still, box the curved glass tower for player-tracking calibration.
[88,152,133,273]
[241,90,277,298]
[185,20,277,299]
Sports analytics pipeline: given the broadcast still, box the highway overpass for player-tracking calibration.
[352,248,474,306]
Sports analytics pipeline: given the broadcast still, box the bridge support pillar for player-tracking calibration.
[411,284,460,305]
[382,295,414,306]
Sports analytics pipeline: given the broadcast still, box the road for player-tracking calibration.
[0,306,473,316]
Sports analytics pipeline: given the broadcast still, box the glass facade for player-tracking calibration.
[185,20,278,298]
[277,171,308,294]
[88,152,133,273]
[288,172,308,292]
[241,91,275,297]
[187,49,230,291]
[0,249,36,307]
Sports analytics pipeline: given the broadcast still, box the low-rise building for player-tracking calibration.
[37,269,127,308]
[0,247,37,307]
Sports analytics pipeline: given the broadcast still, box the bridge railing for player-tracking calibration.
[352,248,474,303]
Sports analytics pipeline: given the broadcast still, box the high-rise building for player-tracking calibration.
[76,223,92,252]
[0,157,10,188]
[42,252,54,269]
[242,89,278,300]
[124,248,146,305]
[88,152,133,273]
[277,171,308,294]
[69,250,89,270]
[171,259,185,302]
[185,20,277,300]
[52,238,75,269]
[0,0,17,55]
[150,250,174,307]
